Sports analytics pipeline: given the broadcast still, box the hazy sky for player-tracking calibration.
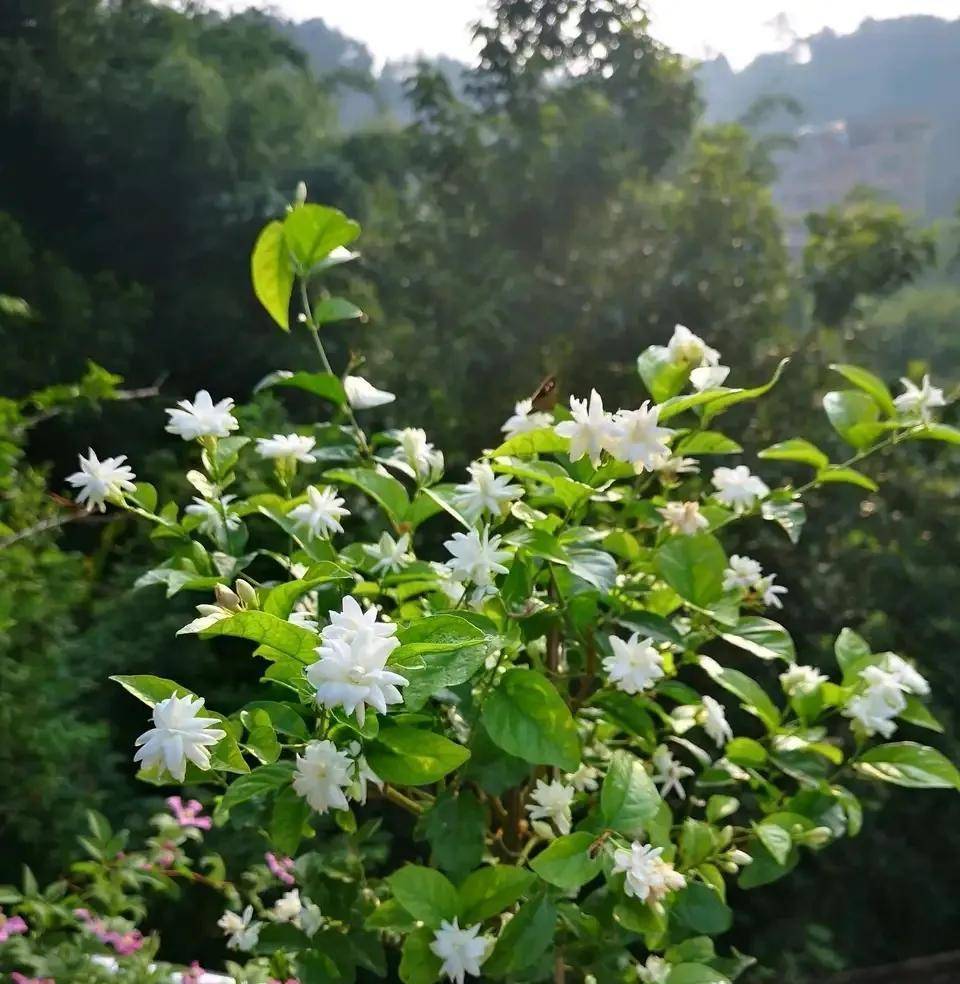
[202,0,960,70]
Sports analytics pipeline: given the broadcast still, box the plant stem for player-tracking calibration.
[382,785,424,816]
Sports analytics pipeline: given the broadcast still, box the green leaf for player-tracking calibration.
[483,895,557,978]
[601,750,662,836]
[672,882,732,935]
[854,742,960,789]
[754,822,792,865]
[313,296,364,326]
[822,390,884,448]
[758,438,829,470]
[706,795,739,823]
[481,668,580,772]
[699,657,781,730]
[829,364,896,416]
[658,389,734,422]
[255,370,347,406]
[457,866,535,923]
[399,927,443,984]
[674,431,742,456]
[251,220,294,330]
[530,833,602,891]
[761,495,805,544]
[655,533,727,607]
[816,466,878,492]
[680,819,716,868]
[365,899,418,932]
[366,726,470,786]
[667,965,731,984]
[701,358,790,424]
[325,467,410,525]
[725,737,768,768]
[899,695,944,733]
[420,790,487,881]
[215,763,294,820]
[111,674,193,706]
[388,865,459,928]
[911,423,960,445]
[566,546,617,592]
[283,204,360,271]
[834,627,871,675]
[721,617,795,663]
[184,610,317,663]
[489,427,570,458]
[637,346,692,403]
[738,837,797,888]
[270,785,311,855]
[262,567,352,619]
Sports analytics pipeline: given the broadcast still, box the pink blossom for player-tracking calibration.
[181,961,206,984]
[166,796,212,830]
[0,909,28,942]
[267,979,300,984]
[265,852,296,886]
[11,973,55,984]
[74,908,144,955]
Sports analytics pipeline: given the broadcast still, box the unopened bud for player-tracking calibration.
[235,578,258,610]
[728,849,752,866]
[800,826,832,847]
[214,583,241,611]
[294,180,307,205]
[718,825,734,846]
[720,861,739,874]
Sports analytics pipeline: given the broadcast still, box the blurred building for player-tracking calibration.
[773,117,933,252]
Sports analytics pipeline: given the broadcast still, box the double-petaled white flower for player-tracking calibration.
[133,695,225,781]
[652,745,694,800]
[711,465,769,512]
[67,448,137,512]
[322,595,396,645]
[255,433,317,464]
[667,324,720,367]
[307,626,406,727]
[566,761,600,793]
[430,918,488,984]
[894,374,945,422]
[603,633,664,694]
[884,653,929,696]
[453,462,522,523]
[292,740,354,813]
[637,955,671,984]
[289,485,349,539]
[701,695,733,747]
[756,573,787,609]
[444,527,510,586]
[365,531,414,575]
[611,842,686,903]
[843,665,907,737]
[185,495,242,536]
[501,398,552,438]
[271,888,303,924]
[690,364,730,391]
[165,390,238,440]
[610,403,674,471]
[658,500,709,536]
[525,779,575,836]
[779,664,828,698]
[722,554,763,591]
[343,375,396,409]
[218,905,261,950]
[390,427,444,482]
[651,454,700,482]
[554,390,618,465]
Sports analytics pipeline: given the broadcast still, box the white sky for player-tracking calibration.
[201,0,960,70]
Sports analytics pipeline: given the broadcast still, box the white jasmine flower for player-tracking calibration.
[651,454,700,481]
[288,609,318,631]
[185,495,241,536]
[884,653,929,696]
[255,433,317,464]
[165,390,238,440]
[554,389,618,466]
[843,665,908,737]
[779,664,828,698]
[525,779,575,836]
[638,955,671,984]
[321,595,397,646]
[444,526,510,586]
[603,633,665,694]
[218,905,261,950]
[430,918,488,984]
[307,628,407,727]
[651,745,694,800]
[566,762,600,793]
[501,398,552,437]
[610,403,674,471]
[711,465,769,512]
[666,324,720,367]
[657,500,709,536]
[722,554,763,591]
[757,573,788,609]
[289,486,349,539]
[894,374,946,422]
[364,531,414,575]
[453,462,522,522]
[292,740,353,813]
[347,742,383,804]
[611,842,686,903]
[66,448,137,512]
[701,696,733,748]
[391,427,444,482]
[343,375,395,410]
[299,898,324,936]
[133,695,225,781]
[271,888,303,923]
[690,365,730,391]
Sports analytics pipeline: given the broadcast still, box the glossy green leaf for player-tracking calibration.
[399,927,443,984]
[637,346,693,403]
[758,438,829,470]
[251,220,294,330]
[457,866,535,923]
[674,431,743,456]
[184,610,317,663]
[721,617,795,663]
[830,363,896,416]
[701,358,789,424]
[854,742,960,789]
[483,895,557,978]
[530,833,602,891]
[366,726,470,785]
[283,204,360,271]
[816,466,878,492]
[388,865,459,928]
[255,370,346,406]
[655,533,727,607]
[325,467,410,525]
[601,750,662,836]
[822,390,884,448]
[489,427,570,458]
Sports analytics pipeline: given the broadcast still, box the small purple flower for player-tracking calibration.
[0,909,28,942]
[166,796,212,830]
[265,852,296,886]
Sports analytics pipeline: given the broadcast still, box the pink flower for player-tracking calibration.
[11,973,55,984]
[265,852,296,886]
[0,909,28,942]
[268,979,300,984]
[74,908,144,955]
[181,961,206,984]
[166,796,212,830]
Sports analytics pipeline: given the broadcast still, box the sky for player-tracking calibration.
[202,0,960,70]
